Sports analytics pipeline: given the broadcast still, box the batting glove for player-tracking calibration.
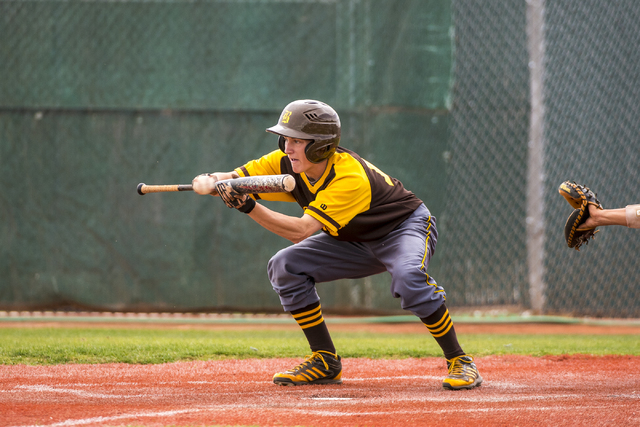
[215,180,256,213]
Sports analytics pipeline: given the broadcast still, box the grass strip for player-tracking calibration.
[1,328,638,365]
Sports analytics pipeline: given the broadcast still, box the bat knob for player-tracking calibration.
[137,183,145,195]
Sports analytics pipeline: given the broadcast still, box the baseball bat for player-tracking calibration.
[137,174,296,195]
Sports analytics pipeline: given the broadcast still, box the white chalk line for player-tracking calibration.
[8,401,629,427]
[6,378,637,427]
[9,385,146,399]
[6,380,630,407]
[296,403,627,417]
[8,408,204,427]
[346,375,442,381]
[310,397,356,400]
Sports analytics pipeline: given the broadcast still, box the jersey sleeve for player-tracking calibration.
[234,150,297,202]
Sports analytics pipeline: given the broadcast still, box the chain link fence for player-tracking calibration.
[543,0,640,317]
[1,0,638,317]
[444,0,640,317]
[0,0,453,314]
[442,0,530,309]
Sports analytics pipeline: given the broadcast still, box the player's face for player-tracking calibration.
[283,137,314,174]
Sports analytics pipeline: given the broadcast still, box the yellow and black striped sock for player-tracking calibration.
[290,301,336,354]
[421,303,464,360]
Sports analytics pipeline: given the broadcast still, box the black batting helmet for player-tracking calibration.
[266,99,341,163]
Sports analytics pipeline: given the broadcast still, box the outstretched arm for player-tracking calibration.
[195,171,324,242]
[579,204,629,230]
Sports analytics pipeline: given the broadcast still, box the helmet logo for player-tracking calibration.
[281,110,292,124]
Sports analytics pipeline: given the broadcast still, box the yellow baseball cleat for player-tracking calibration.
[442,355,483,390]
[273,351,342,386]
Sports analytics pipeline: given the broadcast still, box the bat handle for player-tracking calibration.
[137,183,194,195]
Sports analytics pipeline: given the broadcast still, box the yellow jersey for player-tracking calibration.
[235,147,422,242]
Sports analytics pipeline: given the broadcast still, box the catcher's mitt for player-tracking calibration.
[558,181,604,250]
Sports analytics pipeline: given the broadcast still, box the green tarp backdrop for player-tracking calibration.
[0,0,452,313]
[1,0,639,317]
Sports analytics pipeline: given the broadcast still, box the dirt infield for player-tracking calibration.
[1,321,640,427]
[2,355,639,427]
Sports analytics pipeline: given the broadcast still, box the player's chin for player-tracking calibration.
[290,161,303,174]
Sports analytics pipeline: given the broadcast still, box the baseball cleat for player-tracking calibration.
[273,351,342,386]
[442,355,483,390]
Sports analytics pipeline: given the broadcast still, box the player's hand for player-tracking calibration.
[192,173,219,196]
[215,180,256,213]
[577,204,599,230]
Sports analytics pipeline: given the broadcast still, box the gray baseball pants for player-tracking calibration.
[267,203,445,319]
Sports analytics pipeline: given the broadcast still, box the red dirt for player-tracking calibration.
[1,321,639,427]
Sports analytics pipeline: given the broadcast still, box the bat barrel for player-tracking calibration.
[228,174,296,193]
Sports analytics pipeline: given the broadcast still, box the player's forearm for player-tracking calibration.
[247,203,321,243]
[590,207,628,227]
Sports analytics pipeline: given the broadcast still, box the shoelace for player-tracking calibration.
[447,356,469,375]
[293,351,330,372]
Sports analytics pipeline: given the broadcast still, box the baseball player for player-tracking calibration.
[193,99,482,390]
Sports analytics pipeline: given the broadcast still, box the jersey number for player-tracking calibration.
[364,160,394,186]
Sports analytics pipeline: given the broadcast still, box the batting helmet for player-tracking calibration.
[266,99,341,163]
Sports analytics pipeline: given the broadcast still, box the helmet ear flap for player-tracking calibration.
[278,135,286,153]
[304,140,322,163]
